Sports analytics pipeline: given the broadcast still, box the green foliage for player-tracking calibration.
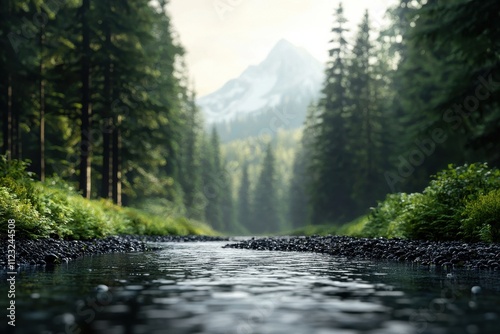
[404,163,500,240]
[364,193,409,239]
[463,190,500,242]
[0,187,48,239]
[0,156,35,181]
[308,6,395,225]
[0,158,215,239]
[310,3,354,225]
[362,163,500,241]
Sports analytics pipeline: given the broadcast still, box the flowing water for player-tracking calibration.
[1,241,500,334]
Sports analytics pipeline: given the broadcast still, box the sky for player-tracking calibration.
[168,0,396,97]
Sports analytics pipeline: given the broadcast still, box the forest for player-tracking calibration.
[1,0,499,240]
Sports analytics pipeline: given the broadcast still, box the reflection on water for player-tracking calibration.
[1,241,500,334]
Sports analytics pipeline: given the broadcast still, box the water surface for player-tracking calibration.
[1,241,500,334]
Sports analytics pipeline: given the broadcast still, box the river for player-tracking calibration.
[1,241,500,333]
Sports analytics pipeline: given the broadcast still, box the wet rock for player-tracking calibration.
[95,284,109,292]
[223,236,500,271]
[1,235,229,268]
[44,253,60,265]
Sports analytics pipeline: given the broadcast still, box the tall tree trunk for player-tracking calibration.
[80,0,92,198]
[101,118,112,197]
[2,74,13,160]
[101,21,112,198]
[112,115,122,206]
[39,25,45,181]
[11,100,19,159]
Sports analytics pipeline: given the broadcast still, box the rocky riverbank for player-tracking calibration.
[223,236,500,271]
[5,234,500,271]
[1,235,228,268]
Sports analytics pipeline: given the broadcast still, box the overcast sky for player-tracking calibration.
[168,0,396,97]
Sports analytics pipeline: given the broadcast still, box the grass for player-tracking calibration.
[288,215,369,237]
[0,157,216,239]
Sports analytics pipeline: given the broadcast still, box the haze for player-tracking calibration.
[168,0,396,97]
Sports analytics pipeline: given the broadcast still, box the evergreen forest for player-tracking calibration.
[1,0,499,241]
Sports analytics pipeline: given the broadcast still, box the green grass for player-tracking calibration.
[287,215,369,237]
[0,157,215,239]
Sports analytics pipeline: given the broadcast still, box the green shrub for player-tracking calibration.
[462,189,500,242]
[0,187,51,238]
[361,163,500,241]
[0,157,216,239]
[404,163,500,240]
[0,156,35,181]
[365,193,410,238]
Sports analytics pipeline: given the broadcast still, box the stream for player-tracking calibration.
[1,241,500,334]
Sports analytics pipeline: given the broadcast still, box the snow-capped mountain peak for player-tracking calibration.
[197,39,323,126]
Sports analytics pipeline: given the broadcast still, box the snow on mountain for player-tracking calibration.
[197,39,324,125]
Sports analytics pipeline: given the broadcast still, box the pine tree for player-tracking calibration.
[252,143,280,234]
[408,0,500,166]
[288,104,319,228]
[0,0,42,161]
[201,129,222,230]
[219,165,234,232]
[310,2,355,224]
[347,11,390,211]
[78,0,92,198]
[238,161,252,231]
[178,85,204,220]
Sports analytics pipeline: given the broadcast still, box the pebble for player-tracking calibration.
[44,253,60,264]
[1,235,228,268]
[95,284,109,292]
[223,236,500,271]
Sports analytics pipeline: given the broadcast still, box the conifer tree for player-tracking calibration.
[178,86,204,220]
[238,162,252,230]
[201,129,223,230]
[347,11,389,211]
[288,104,319,228]
[310,3,355,224]
[79,0,92,198]
[219,166,234,232]
[252,143,280,234]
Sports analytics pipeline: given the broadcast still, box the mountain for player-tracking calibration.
[197,39,324,141]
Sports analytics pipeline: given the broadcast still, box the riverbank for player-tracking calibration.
[224,236,500,271]
[1,235,228,268]
[0,158,217,241]
[4,234,500,271]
